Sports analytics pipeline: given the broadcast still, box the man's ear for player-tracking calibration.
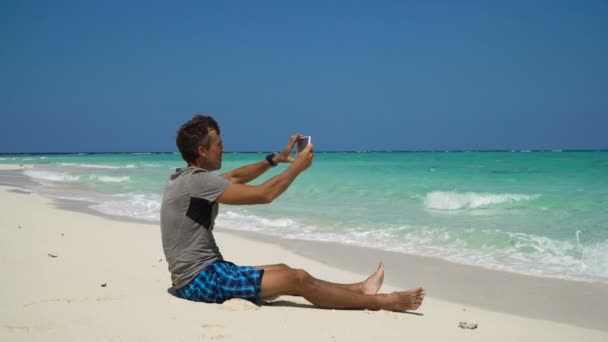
[197,145,207,158]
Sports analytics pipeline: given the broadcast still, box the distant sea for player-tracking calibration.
[1,151,607,283]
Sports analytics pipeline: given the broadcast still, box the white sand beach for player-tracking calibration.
[1,173,607,341]
[0,164,31,171]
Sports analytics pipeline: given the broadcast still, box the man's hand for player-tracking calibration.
[275,134,301,164]
[291,143,314,173]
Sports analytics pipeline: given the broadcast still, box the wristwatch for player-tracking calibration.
[265,153,278,167]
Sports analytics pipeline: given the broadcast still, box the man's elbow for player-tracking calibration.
[220,173,237,183]
[259,193,274,204]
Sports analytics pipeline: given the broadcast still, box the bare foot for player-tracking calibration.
[362,262,385,295]
[382,288,426,312]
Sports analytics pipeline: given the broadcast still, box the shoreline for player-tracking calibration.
[226,229,608,331]
[2,165,608,330]
[1,182,608,341]
[3,165,606,285]
[1,168,608,331]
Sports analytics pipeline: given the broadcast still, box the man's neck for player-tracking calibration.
[188,161,211,170]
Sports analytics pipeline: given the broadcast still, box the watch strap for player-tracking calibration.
[266,153,277,167]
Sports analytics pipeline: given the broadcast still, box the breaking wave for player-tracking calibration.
[424,191,539,210]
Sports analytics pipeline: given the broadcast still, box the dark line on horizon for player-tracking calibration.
[1,150,608,155]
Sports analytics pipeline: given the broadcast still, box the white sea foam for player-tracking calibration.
[43,193,96,202]
[215,208,608,282]
[90,193,161,221]
[579,240,608,278]
[24,170,80,183]
[424,191,538,210]
[59,163,136,169]
[216,210,300,232]
[0,158,6,160]
[97,176,130,183]
[397,228,608,282]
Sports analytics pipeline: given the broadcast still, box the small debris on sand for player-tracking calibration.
[101,283,107,287]
[48,254,58,258]
[458,321,478,330]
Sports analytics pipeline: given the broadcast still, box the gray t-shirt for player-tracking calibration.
[160,166,231,288]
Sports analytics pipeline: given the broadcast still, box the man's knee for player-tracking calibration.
[278,263,291,270]
[292,269,313,288]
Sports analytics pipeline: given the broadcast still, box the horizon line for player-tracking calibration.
[1,149,608,155]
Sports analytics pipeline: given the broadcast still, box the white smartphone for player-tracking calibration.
[297,136,312,153]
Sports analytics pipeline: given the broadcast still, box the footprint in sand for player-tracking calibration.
[24,296,120,307]
[2,325,30,333]
[202,324,224,340]
[376,309,423,320]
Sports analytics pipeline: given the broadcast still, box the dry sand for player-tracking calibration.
[1,176,607,341]
[0,164,31,171]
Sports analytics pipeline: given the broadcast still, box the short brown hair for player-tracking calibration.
[176,114,220,164]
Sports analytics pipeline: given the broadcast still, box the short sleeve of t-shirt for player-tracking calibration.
[185,168,232,201]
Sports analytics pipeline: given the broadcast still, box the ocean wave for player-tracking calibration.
[24,170,80,183]
[424,191,539,210]
[59,163,136,169]
[90,193,161,221]
[579,239,608,278]
[217,210,607,282]
[408,228,608,281]
[217,210,301,231]
[454,230,608,281]
[97,175,130,183]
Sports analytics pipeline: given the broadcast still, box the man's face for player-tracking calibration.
[198,129,224,171]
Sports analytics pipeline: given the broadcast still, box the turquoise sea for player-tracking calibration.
[1,151,607,283]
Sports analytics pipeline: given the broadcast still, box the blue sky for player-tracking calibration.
[1,1,607,152]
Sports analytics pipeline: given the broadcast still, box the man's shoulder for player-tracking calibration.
[172,166,209,178]
[172,167,228,185]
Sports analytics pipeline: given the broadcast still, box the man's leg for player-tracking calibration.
[255,263,292,271]
[255,263,385,295]
[259,268,425,311]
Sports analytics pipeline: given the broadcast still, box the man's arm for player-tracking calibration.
[220,135,300,184]
[220,159,275,184]
[217,144,313,205]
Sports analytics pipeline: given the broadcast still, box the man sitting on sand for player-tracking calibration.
[160,114,425,311]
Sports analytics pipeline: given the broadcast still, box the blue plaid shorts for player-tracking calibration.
[175,261,264,304]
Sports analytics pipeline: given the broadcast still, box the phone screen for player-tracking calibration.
[297,136,311,152]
